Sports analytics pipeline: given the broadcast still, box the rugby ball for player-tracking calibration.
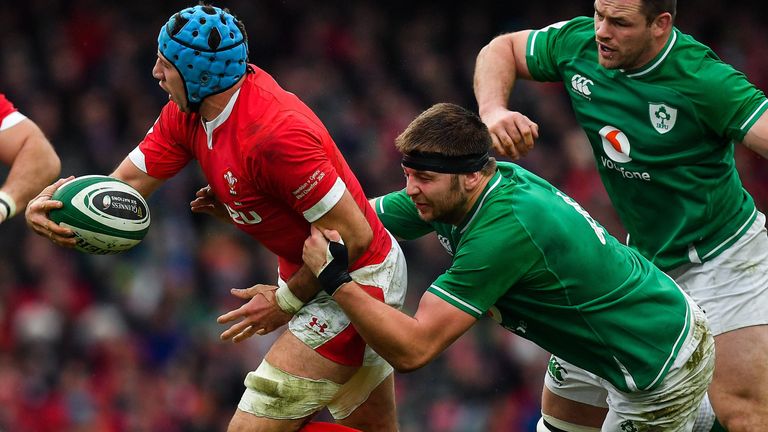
[49,175,151,255]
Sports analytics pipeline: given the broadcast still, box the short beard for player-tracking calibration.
[431,175,468,225]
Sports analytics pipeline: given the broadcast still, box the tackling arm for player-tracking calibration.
[334,282,476,372]
[304,227,476,371]
[285,189,373,303]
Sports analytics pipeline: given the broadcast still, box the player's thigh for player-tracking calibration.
[337,373,397,432]
[265,329,358,382]
[231,331,357,431]
[541,386,607,429]
[228,409,307,432]
[709,325,768,408]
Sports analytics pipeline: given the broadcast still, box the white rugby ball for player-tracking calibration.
[49,175,151,255]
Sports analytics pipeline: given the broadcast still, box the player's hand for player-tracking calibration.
[302,226,340,277]
[481,107,539,160]
[217,284,292,343]
[24,177,77,247]
[190,185,230,223]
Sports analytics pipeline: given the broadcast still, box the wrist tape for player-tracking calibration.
[275,281,305,314]
[0,191,16,222]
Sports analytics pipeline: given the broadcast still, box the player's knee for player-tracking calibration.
[238,360,342,420]
[537,415,601,432]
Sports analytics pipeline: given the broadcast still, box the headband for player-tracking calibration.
[401,151,490,174]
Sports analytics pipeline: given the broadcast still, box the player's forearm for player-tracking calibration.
[2,134,60,211]
[474,34,519,118]
[332,282,439,372]
[286,265,323,303]
[287,228,371,303]
[110,157,165,198]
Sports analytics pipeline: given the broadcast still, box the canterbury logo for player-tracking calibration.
[571,74,594,98]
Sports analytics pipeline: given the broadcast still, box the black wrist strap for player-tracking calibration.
[318,240,353,296]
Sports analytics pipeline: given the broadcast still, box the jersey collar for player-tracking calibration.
[622,28,678,79]
[201,87,241,149]
[456,169,505,234]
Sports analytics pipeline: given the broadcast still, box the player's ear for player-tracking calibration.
[651,12,672,37]
[461,172,483,192]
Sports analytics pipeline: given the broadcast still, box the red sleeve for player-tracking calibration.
[0,93,18,123]
[256,124,342,220]
[132,102,194,179]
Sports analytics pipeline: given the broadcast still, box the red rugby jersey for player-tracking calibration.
[129,66,390,280]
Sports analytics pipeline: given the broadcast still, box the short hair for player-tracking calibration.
[396,103,496,175]
[395,103,492,156]
[640,0,676,23]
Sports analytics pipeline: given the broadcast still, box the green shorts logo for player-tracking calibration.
[547,357,568,385]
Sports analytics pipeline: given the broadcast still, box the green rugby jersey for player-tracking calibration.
[372,162,692,392]
[526,17,768,271]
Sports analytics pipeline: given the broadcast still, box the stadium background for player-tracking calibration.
[0,0,766,430]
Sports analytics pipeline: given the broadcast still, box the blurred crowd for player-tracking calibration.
[0,0,766,431]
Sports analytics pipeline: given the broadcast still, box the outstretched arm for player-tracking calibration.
[303,227,476,372]
[25,156,164,247]
[0,118,60,223]
[474,30,539,160]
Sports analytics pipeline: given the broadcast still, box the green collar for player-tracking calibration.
[622,28,679,79]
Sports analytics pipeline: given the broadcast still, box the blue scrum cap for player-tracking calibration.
[158,4,248,108]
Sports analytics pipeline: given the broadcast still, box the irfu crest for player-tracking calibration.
[649,103,677,134]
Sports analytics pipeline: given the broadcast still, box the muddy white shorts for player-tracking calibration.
[668,211,768,336]
[544,298,715,431]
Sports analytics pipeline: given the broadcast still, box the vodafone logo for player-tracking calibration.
[599,126,632,163]
[597,125,652,182]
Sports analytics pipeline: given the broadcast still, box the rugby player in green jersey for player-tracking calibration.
[474,0,768,430]
[302,103,715,431]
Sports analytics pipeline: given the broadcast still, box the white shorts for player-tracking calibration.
[668,211,768,335]
[544,298,715,431]
[286,233,408,367]
[239,233,407,419]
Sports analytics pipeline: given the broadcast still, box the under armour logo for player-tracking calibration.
[308,317,328,333]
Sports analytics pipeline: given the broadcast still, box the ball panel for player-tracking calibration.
[62,223,142,255]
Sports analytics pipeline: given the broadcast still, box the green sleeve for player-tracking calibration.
[371,190,433,240]
[526,16,593,82]
[428,208,539,318]
[692,58,768,142]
